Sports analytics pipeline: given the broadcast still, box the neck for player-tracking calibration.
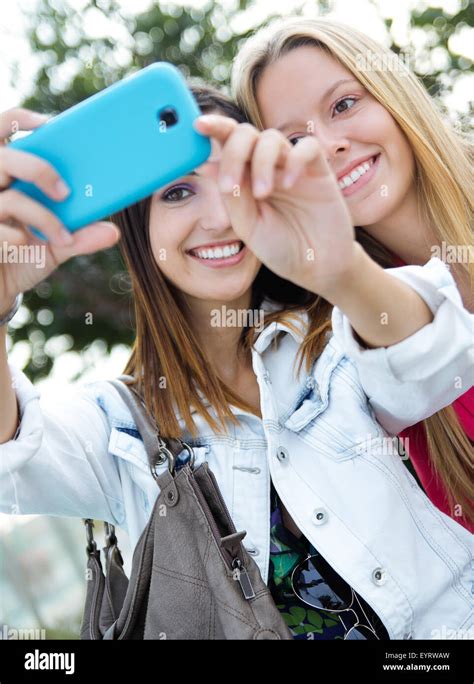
[183,290,254,383]
[364,186,438,265]
[362,188,473,311]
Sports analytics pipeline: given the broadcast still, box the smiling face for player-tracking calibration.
[256,46,416,228]
[148,122,261,307]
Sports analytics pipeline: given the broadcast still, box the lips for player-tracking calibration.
[336,154,379,183]
[186,240,244,260]
[186,241,249,268]
[338,154,381,197]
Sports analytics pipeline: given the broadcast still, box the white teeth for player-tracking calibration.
[190,241,242,260]
[338,157,375,190]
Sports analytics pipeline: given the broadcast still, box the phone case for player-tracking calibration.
[8,62,211,240]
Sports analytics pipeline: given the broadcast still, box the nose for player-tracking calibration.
[198,182,231,232]
[313,124,350,164]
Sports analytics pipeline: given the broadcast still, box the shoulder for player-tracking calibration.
[313,334,368,403]
[70,376,136,431]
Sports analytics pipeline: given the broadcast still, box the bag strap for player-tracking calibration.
[82,375,194,557]
[108,375,192,477]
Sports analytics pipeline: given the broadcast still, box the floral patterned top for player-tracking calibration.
[268,480,346,640]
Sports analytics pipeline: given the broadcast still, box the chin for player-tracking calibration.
[352,203,389,228]
[208,286,254,303]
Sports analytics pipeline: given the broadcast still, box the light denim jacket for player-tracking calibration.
[1,257,473,640]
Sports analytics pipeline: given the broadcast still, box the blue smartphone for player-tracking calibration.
[7,62,211,240]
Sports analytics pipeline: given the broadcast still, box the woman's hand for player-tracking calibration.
[194,113,356,300]
[194,114,433,347]
[0,107,121,317]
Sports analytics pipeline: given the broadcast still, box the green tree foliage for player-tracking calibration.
[7,0,472,380]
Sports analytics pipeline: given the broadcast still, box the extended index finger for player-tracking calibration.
[193,114,239,145]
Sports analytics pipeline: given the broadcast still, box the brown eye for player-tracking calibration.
[288,135,305,146]
[333,97,358,116]
[162,186,193,202]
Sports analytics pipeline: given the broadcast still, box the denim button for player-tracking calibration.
[312,508,327,525]
[276,446,289,463]
[372,568,387,586]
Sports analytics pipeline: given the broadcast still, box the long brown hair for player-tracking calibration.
[111,84,332,442]
[230,17,473,526]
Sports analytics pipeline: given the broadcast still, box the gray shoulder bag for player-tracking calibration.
[80,375,292,640]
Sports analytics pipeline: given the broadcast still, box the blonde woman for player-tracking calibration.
[0,83,472,641]
[230,17,474,533]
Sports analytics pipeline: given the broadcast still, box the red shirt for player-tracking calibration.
[394,257,473,532]
[398,390,473,533]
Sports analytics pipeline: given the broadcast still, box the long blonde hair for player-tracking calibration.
[231,17,474,526]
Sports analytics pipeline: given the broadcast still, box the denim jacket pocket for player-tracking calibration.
[282,341,345,433]
[283,385,328,431]
[284,384,385,463]
[108,426,209,475]
[109,428,211,515]
[108,425,153,474]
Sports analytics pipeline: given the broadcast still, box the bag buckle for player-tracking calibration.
[83,518,97,554]
[104,521,117,547]
[150,439,195,481]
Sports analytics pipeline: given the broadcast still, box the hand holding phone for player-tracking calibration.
[7,62,211,241]
[0,107,122,315]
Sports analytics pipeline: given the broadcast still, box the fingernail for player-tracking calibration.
[97,222,120,239]
[219,176,234,193]
[254,179,269,197]
[54,229,74,246]
[105,223,121,239]
[31,112,49,122]
[54,180,70,199]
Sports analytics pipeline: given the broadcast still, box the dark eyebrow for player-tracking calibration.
[275,78,360,132]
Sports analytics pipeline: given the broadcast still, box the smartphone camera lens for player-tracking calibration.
[158,107,178,129]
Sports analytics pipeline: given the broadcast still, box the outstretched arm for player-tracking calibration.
[310,241,433,348]
[194,114,432,349]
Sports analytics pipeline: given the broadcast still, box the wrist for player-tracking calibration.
[0,293,23,328]
[317,243,371,305]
